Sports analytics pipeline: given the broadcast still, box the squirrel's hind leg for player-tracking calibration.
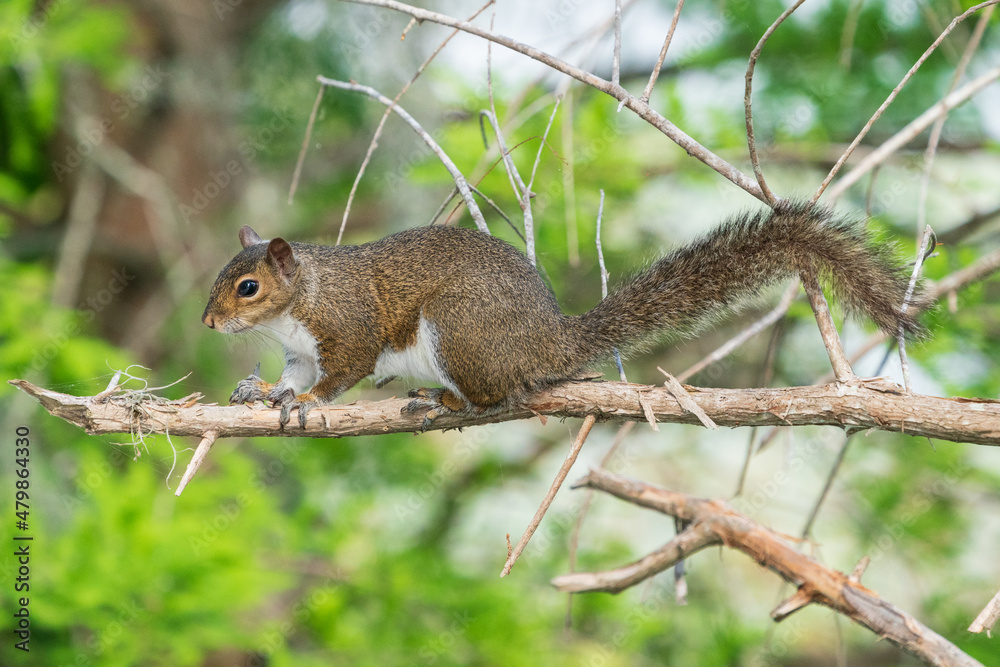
[403,387,478,431]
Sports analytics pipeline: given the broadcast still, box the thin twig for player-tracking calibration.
[800,269,855,383]
[800,434,853,539]
[898,225,935,392]
[733,429,759,498]
[561,91,580,266]
[744,0,806,205]
[657,367,717,430]
[333,0,494,242]
[813,0,1000,203]
[317,76,489,233]
[640,0,685,103]
[917,5,995,239]
[174,430,219,496]
[526,95,562,211]
[594,189,627,378]
[838,0,864,69]
[481,110,535,261]
[288,86,325,206]
[554,520,720,593]
[501,414,597,577]
[612,0,622,87]
[676,279,799,383]
[596,189,609,298]
[341,0,767,202]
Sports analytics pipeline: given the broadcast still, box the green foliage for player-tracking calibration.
[0,0,129,208]
[3,0,1000,665]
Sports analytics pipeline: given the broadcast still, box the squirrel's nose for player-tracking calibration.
[202,312,216,329]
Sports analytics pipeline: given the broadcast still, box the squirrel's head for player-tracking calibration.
[202,226,300,333]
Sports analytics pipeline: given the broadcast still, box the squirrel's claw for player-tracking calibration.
[230,364,273,405]
[403,388,467,431]
[278,393,318,430]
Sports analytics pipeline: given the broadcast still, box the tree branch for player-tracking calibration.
[315,76,489,233]
[340,0,767,202]
[11,377,1000,446]
[560,468,984,667]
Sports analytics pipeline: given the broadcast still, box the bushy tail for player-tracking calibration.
[573,201,926,360]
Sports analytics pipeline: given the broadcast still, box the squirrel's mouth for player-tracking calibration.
[218,319,255,335]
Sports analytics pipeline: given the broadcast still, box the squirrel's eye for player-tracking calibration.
[237,280,259,297]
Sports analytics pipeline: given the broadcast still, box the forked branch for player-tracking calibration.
[556,468,984,667]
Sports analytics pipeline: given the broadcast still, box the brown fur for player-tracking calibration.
[203,203,925,416]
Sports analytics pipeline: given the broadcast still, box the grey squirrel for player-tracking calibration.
[202,202,924,428]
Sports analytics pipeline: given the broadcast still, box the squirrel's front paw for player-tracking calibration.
[230,365,275,405]
[278,393,319,430]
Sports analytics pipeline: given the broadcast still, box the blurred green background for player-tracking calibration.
[2,0,1000,665]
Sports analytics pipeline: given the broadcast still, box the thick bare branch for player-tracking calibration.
[11,377,1000,447]
[566,468,984,667]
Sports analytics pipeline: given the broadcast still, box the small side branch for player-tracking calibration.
[565,468,984,667]
[823,64,1000,201]
[800,269,855,383]
[552,520,719,593]
[743,0,806,204]
[969,588,1000,635]
[501,413,596,577]
[175,430,219,496]
[316,76,489,233]
[341,0,767,202]
[639,0,685,104]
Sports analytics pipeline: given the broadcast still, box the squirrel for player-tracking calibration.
[202,201,925,429]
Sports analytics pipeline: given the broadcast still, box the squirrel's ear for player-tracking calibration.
[239,225,264,248]
[267,238,298,283]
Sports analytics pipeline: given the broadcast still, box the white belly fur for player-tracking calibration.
[374,316,464,399]
[261,314,321,394]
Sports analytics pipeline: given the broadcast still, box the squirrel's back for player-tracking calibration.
[205,203,926,415]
